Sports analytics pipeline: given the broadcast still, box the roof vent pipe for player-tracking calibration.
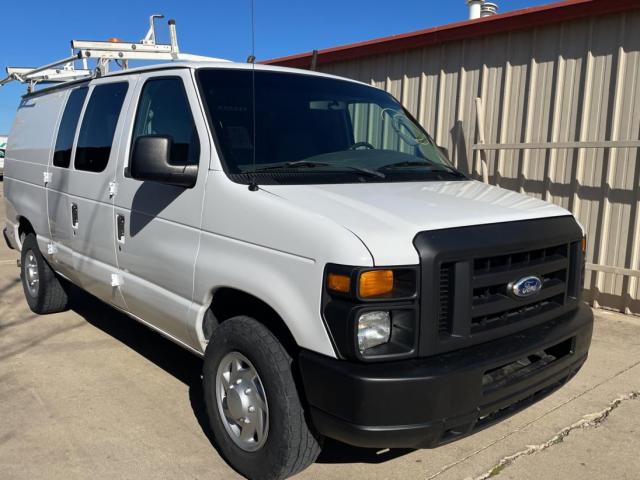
[481,2,498,17]
[467,0,484,20]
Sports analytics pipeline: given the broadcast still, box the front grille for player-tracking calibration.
[414,217,584,357]
[470,244,569,333]
[437,242,579,337]
[435,240,583,340]
[438,263,455,335]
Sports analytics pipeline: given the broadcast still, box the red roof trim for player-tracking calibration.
[264,0,640,68]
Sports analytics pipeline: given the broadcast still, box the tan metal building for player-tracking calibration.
[266,0,640,315]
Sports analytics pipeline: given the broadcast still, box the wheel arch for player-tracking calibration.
[202,286,300,358]
[17,216,36,249]
[18,216,35,237]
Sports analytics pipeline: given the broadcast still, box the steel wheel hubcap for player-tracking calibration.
[24,250,39,297]
[216,351,269,452]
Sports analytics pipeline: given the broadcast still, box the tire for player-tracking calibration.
[20,233,69,314]
[203,316,322,480]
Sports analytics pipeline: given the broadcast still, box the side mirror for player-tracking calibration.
[438,145,449,159]
[130,135,197,188]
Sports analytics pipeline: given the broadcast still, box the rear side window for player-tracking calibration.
[131,78,200,166]
[53,87,88,168]
[74,82,128,172]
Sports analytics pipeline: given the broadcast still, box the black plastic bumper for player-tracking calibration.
[299,304,593,449]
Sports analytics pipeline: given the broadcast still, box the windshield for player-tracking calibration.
[197,69,465,185]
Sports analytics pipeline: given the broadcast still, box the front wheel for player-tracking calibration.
[203,316,322,480]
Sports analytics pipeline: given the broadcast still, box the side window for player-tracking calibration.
[132,78,200,166]
[53,87,88,168]
[74,82,128,173]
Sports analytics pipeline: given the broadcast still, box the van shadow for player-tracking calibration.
[67,285,413,466]
[129,182,185,237]
[317,440,413,464]
[66,285,215,448]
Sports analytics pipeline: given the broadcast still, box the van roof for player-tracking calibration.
[24,61,370,99]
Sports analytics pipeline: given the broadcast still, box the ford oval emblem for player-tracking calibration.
[509,276,543,298]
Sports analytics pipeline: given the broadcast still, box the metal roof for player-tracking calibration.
[264,0,640,69]
[94,60,368,80]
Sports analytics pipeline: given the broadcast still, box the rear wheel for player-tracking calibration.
[203,316,322,480]
[20,233,69,314]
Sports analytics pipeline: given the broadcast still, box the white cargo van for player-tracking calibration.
[2,20,592,480]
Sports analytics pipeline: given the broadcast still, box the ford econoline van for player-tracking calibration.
[3,61,593,480]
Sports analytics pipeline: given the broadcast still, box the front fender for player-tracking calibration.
[192,231,337,357]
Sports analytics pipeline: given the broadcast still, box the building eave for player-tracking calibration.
[264,0,640,68]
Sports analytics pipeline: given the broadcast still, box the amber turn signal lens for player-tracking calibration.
[582,237,587,254]
[327,273,351,293]
[359,270,394,298]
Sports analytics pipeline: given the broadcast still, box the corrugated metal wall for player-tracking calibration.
[317,10,640,314]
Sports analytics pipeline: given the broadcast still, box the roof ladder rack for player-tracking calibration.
[1,15,229,92]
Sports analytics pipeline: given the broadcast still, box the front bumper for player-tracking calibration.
[299,303,593,449]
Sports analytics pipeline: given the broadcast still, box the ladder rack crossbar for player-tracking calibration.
[1,15,231,92]
[77,50,179,61]
[0,55,79,86]
[7,67,92,83]
[72,39,174,53]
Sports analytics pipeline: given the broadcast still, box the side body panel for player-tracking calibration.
[113,69,209,343]
[4,91,66,252]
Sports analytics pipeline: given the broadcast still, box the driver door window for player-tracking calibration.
[131,77,200,166]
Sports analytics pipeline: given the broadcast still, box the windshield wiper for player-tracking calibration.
[248,160,331,172]
[378,160,465,178]
[245,160,386,178]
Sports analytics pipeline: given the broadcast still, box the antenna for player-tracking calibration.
[248,0,259,191]
[0,15,231,92]
[250,0,256,60]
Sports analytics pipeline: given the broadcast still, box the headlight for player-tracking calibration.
[357,311,391,352]
[323,264,419,361]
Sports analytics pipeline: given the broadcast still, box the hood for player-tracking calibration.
[261,180,571,265]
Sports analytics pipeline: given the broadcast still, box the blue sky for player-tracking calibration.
[0,0,553,132]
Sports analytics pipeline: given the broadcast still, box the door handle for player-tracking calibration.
[71,203,79,229]
[116,214,125,243]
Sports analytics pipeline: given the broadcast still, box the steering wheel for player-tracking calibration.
[349,141,375,150]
